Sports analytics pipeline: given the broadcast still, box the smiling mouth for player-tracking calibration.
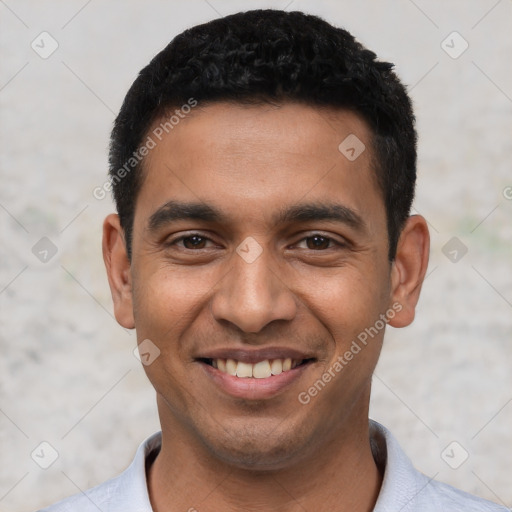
[198,358,315,378]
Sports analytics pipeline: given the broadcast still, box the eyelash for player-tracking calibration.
[167,233,345,251]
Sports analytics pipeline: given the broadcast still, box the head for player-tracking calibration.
[103,10,429,470]
[109,9,417,262]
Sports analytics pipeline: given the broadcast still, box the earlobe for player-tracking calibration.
[388,215,430,328]
[102,213,135,329]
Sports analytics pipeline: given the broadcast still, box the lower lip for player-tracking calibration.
[200,362,312,400]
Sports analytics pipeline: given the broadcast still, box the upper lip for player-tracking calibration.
[195,347,316,364]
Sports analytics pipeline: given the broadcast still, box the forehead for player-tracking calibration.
[135,102,383,233]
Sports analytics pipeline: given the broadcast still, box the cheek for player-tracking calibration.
[130,265,223,392]
[130,269,201,404]
[132,265,210,338]
[300,262,390,343]
[301,268,388,415]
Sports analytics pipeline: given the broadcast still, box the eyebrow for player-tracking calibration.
[147,200,367,233]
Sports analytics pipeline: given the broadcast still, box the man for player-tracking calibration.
[39,9,506,512]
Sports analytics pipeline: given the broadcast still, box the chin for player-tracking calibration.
[198,419,314,471]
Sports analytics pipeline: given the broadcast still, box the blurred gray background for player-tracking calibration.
[1,1,511,510]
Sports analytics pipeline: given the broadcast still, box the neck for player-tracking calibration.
[148,398,382,512]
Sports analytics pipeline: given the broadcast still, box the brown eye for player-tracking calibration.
[181,235,208,249]
[305,235,332,250]
[294,234,343,251]
[166,234,211,250]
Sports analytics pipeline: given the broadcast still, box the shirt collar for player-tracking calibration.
[370,420,433,511]
[113,431,161,512]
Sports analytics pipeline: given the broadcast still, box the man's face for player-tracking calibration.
[119,102,400,468]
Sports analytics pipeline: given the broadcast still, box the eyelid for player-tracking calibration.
[292,232,347,249]
[166,231,217,248]
[165,231,348,250]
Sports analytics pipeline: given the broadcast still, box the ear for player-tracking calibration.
[102,213,135,329]
[388,215,430,328]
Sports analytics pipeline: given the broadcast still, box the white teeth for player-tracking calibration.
[217,358,227,373]
[270,359,283,375]
[211,358,302,378]
[225,358,237,376]
[253,360,272,379]
[236,361,253,378]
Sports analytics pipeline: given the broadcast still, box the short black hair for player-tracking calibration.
[109,9,417,260]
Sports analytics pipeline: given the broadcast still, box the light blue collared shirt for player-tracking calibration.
[38,420,508,511]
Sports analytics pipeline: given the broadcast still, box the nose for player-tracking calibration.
[210,246,297,334]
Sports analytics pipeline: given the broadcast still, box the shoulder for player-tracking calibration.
[36,473,122,511]
[421,478,509,511]
[36,432,162,512]
[410,473,510,511]
[370,420,508,512]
